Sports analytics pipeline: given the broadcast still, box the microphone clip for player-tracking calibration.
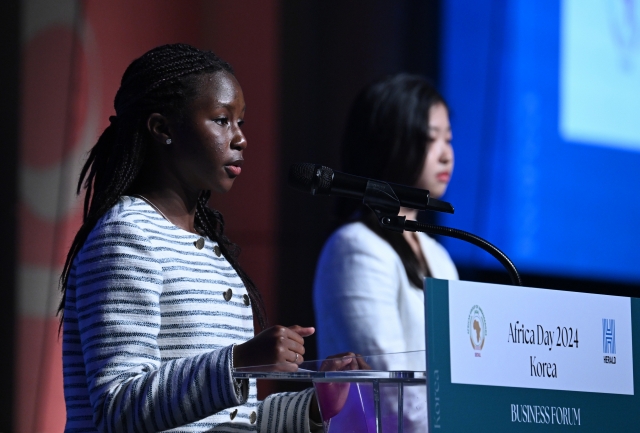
[363,180,406,233]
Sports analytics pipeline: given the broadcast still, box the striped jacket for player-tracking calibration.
[62,196,316,433]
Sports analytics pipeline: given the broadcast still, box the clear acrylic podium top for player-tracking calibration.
[233,351,428,433]
[233,349,427,381]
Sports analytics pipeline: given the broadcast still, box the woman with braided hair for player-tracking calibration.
[60,43,352,433]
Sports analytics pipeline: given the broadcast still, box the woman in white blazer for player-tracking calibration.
[313,74,458,432]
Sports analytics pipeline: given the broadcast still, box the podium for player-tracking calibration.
[233,351,428,433]
[235,278,640,432]
[425,278,640,432]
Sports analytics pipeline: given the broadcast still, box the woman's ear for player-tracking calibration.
[147,113,172,145]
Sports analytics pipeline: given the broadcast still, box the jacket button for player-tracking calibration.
[194,237,205,250]
[230,408,238,420]
[213,245,222,256]
[243,294,250,306]
[223,289,232,301]
[250,411,257,424]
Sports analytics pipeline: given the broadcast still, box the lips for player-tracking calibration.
[436,172,450,182]
[224,159,244,177]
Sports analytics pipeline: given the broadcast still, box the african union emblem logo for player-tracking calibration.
[467,305,487,353]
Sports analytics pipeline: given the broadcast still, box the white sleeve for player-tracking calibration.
[313,225,429,433]
[314,225,408,358]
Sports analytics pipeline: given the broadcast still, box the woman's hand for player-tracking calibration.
[319,352,371,373]
[233,325,314,372]
[311,352,371,422]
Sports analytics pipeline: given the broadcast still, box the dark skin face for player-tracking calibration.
[167,71,247,195]
[133,70,247,233]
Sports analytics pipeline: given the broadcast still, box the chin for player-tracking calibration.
[429,186,447,200]
[210,179,235,194]
[210,186,233,194]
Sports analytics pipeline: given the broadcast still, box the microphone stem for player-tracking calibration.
[403,220,523,286]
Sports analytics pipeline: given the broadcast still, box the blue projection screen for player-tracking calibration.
[440,0,640,283]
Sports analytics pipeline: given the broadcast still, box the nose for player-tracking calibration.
[231,126,247,151]
[439,141,453,165]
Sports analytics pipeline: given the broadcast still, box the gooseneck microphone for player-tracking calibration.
[288,162,454,214]
[288,162,522,286]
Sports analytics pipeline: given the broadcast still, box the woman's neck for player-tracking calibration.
[136,189,201,232]
[399,206,429,273]
[129,163,202,234]
[398,207,418,221]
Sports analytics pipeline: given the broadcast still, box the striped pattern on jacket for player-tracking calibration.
[62,196,315,433]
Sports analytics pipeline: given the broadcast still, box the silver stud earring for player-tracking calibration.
[165,138,172,145]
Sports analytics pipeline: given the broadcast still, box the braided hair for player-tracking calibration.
[59,43,267,329]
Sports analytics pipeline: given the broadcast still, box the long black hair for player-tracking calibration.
[339,73,447,288]
[59,43,267,329]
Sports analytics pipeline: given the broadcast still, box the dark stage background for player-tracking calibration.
[276,0,442,393]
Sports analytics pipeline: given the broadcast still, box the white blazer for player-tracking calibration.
[313,222,458,432]
[313,221,458,365]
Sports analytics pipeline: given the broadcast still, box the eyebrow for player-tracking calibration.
[428,126,452,132]
[216,102,247,110]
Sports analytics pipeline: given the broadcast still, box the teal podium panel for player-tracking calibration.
[425,278,639,431]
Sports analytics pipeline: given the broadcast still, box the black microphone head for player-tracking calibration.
[288,163,334,194]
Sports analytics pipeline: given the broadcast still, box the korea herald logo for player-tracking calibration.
[468,305,487,356]
[602,318,616,364]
